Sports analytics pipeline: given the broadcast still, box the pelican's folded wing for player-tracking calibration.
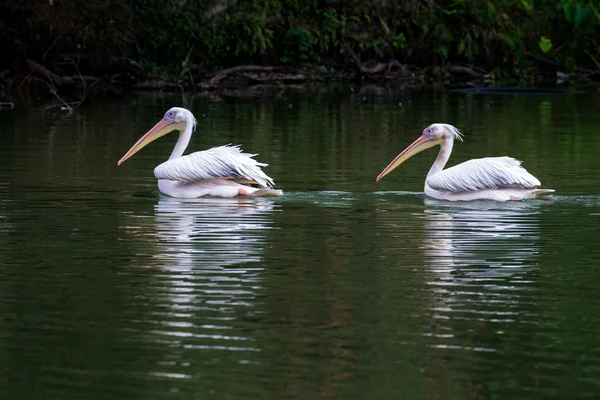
[426,157,541,193]
[154,145,275,187]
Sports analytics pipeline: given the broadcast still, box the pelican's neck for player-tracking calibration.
[427,137,454,178]
[169,114,194,160]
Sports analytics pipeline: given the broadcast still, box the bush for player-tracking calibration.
[0,0,598,81]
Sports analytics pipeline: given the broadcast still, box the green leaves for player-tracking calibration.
[521,0,533,12]
[539,36,553,53]
[574,3,592,28]
[4,0,599,83]
[560,1,597,28]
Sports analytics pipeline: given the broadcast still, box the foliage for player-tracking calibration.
[539,37,553,54]
[0,0,598,82]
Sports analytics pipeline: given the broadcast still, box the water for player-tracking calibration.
[1,87,599,399]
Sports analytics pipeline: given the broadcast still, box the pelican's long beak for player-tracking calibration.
[376,134,442,181]
[117,119,185,166]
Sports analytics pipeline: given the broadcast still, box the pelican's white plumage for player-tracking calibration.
[376,123,554,201]
[118,107,281,198]
[154,145,274,187]
[427,157,540,193]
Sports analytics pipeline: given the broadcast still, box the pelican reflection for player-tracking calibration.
[147,196,278,379]
[423,199,542,275]
[422,199,542,335]
[153,196,277,299]
[420,200,544,399]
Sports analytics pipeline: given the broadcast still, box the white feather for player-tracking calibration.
[426,156,541,193]
[154,145,275,188]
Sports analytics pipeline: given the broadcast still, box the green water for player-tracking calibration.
[1,88,599,399]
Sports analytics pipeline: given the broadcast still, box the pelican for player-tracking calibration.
[118,107,282,198]
[376,123,554,201]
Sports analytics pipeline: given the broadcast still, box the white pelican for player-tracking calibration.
[118,107,282,198]
[376,123,554,201]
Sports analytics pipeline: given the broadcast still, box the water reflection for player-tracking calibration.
[149,196,278,379]
[0,183,8,235]
[154,196,276,271]
[419,200,544,397]
[3,90,600,399]
[421,199,542,345]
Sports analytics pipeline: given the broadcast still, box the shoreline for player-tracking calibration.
[1,59,597,112]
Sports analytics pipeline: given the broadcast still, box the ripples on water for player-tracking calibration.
[118,197,279,386]
[421,200,542,347]
[115,189,600,399]
[3,92,600,399]
[369,191,600,399]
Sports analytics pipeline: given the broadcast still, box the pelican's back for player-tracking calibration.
[427,156,541,193]
[154,145,275,188]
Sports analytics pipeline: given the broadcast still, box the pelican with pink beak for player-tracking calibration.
[376,123,553,201]
[118,107,282,198]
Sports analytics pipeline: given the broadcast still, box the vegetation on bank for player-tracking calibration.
[1,0,599,102]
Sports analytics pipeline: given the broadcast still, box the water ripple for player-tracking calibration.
[119,196,278,382]
[416,199,544,359]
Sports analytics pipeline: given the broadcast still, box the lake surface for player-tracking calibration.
[1,87,599,399]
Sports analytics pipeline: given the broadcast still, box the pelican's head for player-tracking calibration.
[376,123,463,182]
[422,123,463,142]
[117,107,197,166]
[162,107,198,129]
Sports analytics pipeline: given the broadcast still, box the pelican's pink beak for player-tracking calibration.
[117,118,185,166]
[376,134,442,182]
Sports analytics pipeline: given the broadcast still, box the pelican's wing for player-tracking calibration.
[426,157,541,193]
[154,145,275,187]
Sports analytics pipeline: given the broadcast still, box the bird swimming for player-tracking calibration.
[118,107,282,198]
[376,123,554,201]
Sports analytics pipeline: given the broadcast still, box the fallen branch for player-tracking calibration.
[26,59,100,86]
[344,45,385,74]
[359,60,388,74]
[133,80,184,91]
[344,45,417,80]
[448,64,486,77]
[26,59,75,86]
[238,73,309,84]
[197,65,281,89]
[276,74,309,83]
[27,56,88,114]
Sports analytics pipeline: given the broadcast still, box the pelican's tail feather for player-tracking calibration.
[531,189,555,199]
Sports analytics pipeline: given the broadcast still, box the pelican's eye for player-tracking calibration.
[166,111,175,120]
